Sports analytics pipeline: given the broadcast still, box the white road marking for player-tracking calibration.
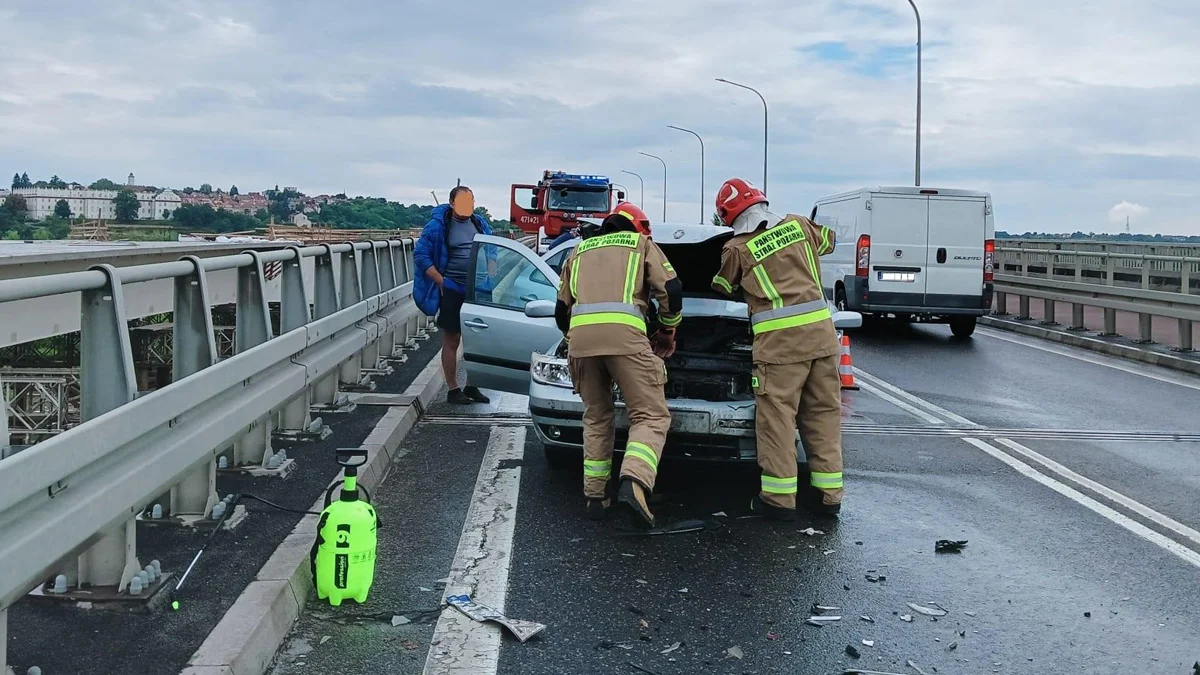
[857,369,1200,566]
[992,437,1200,550]
[855,368,979,427]
[423,426,526,675]
[855,379,946,425]
[978,326,1200,393]
[962,438,1200,569]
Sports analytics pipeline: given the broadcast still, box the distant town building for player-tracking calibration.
[291,213,312,227]
[180,190,269,215]
[13,186,181,220]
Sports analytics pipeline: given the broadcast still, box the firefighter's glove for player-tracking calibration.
[651,327,676,359]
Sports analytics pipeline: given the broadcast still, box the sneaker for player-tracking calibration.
[463,386,491,404]
[586,498,610,521]
[750,495,797,522]
[446,388,472,405]
[616,479,655,529]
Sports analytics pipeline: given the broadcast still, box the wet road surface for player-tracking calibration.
[273,323,1200,674]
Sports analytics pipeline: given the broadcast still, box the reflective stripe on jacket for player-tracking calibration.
[558,231,681,358]
[712,215,839,365]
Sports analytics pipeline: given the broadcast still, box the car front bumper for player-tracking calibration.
[529,379,802,463]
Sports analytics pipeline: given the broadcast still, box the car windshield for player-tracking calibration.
[546,187,609,213]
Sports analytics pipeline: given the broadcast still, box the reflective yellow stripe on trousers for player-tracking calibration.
[750,298,831,335]
[623,442,659,472]
[810,471,843,490]
[761,474,798,495]
[584,459,612,478]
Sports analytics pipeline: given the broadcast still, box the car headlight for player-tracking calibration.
[531,352,573,388]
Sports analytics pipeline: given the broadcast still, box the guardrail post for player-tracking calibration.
[169,256,219,520]
[994,291,1007,315]
[338,244,365,388]
[278,247,327,439]
[233,252,275,467]
[359,243,385,373]
[1070,303,1086,331]
[1106,255,1116,285]
[1102,309,1117,336]
[310,244,346,412]
[0,371,8,459]
[1137,313,1154,344]
[1177,319,1194,352]
[1183,259,1193,295]
[1040,299,1058,326]
[1017,294,1031,320]
[74,264,141,593]
[401,241,421,348]
[377,243,400,360]
[1141,256,1151,290]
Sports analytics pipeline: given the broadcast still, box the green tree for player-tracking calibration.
[161,209,172,220]
[90,178,119,190]
[112,190,140,223]
[11,173,20,189]
[199,183,213,194]
[53,199,72,219]
[48,175,66,188]
[171,203,262,233]
[44,218,71,239]
[182,186,195,194]
[229,185,239,196]
[3,193,28,218]
[20,172,31,188]
[254,208,269,223]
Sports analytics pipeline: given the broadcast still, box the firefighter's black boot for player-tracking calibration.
[803,487,841,518]
[586,497,611,521]
[617,479,655,529]
[750,495,797,522]
[463,386,491,404]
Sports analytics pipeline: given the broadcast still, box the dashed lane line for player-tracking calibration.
[423,425,525,675]
[857,367,1200,568]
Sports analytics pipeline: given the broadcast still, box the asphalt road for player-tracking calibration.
[279,322,1200,675]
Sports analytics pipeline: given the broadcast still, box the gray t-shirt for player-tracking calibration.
[444,216,476,286]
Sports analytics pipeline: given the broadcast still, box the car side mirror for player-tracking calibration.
[617,190,626,201]
[525,299,556,318]
[833,310,862,330]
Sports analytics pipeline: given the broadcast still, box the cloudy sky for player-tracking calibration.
[3,1,1199,234]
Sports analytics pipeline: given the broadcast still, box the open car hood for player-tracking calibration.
[653,224,735,297]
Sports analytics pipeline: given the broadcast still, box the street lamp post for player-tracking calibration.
[637,152,668,223]
[716,78,768,195]
[667,125,705,225]
[907,0,922,186]
[620,170,645,207]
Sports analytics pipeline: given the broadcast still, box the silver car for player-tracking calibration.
[459,225,863,468]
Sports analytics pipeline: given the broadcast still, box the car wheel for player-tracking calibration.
[950,316,977,338]
[543,445,579,470]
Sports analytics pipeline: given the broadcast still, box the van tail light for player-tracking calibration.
[983,239,995,283]
[855,235,871,277]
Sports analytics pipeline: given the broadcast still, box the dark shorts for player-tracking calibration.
[436,286,465,334]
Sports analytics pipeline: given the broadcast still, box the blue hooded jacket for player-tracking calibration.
[413,203,494,316]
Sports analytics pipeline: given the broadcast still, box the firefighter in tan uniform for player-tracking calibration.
[710,178,843,519]
[555,202,683,528]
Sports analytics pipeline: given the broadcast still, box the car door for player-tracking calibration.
[461,235,564,394]
[868,193,928,305]
[542,239,579,276]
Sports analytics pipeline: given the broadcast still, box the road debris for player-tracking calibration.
[813,604,842,613]
[418,586,433,592]
[621,553,635,557]
[907,602,948,617]
[445,595,546,642]
[935,539,968,553]
[597,640,634,651]
[964,611,977,617]
[1192,661,1199,675]
[800,527,825,536]
[628,662,661,675]
[712,511,727,517]
[767,631,781,640]
[860,615,875,623]
[319,635,331,645]
[806,615,842,626]
[845,645,861,658]
[391,615,411,626]
[948,641,958,651]
[842,670,909,675]
[726,646,744,660]
[861,639,874,647]
[636,579,648,585]
[401,639,420,651]
[865,572,887,583]
[660,641,682,655]
[824,549,837,555]
[899,614,913,622]
[1084,611,1091,618]
[678,588,689,593]
[639,619,650,629]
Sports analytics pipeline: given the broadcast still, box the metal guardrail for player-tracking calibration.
[996,243,1200,295]
[0,239,424,663]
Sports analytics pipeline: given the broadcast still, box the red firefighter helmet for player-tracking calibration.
[714,178,767,226]
[611,201,652,236]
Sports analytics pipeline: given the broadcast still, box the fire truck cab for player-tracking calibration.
[510,171,623,241]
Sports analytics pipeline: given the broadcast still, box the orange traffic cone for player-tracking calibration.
[839,334,859,390]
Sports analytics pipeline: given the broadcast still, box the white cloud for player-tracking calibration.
[1108,201,1150,227]
[0,1,1199,235]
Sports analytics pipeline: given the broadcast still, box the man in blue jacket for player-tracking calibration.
[413,186,493,405]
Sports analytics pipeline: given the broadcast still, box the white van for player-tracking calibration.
[811,186,996,338]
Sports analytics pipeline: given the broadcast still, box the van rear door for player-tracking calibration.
[925,196,986,307]
[868,193,928,306]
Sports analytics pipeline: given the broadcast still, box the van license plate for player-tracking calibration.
[878,271,917,282]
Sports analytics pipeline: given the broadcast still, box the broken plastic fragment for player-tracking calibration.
[726,646,744,660]
[636,579,648,584]
[845,645,861,658]
[418,587,433,592]
[391,615,411,626]
[860,615,874,623]
[899,614,913,622]
[865,573,886,583]
[799,527,824,536]
[813,604,842,613]
[806,615,842,625]
[445,595,546,643]
[824,549,836,555]
[712,511,728,517]
[677,588,689,593]
[907,660,931,675]
[320,635,331,645]
[660,641,681,655]
[948,641,958,651]
[862,639,874,647]
[907,602,947,617]
[935,539,968,553]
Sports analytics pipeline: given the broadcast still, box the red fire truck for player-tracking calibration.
[510,171,624,241]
